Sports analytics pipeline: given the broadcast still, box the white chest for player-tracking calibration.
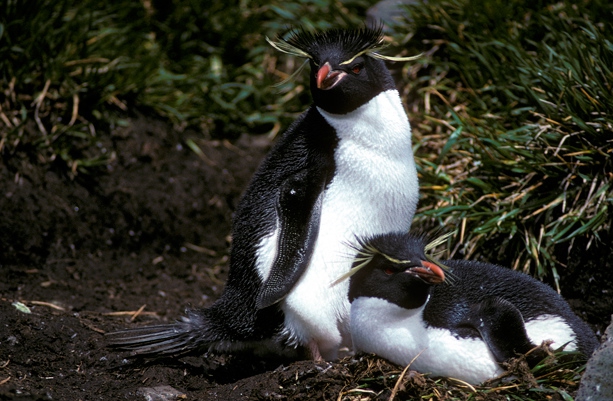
[351,297,504,385]
[316,88,419,251]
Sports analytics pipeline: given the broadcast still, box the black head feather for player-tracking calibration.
[268,25,421,65]
[267,25,422,113]
[332,231,456,289]
[282,26,385,65]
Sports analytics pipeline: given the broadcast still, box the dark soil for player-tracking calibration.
[1,116,611,400]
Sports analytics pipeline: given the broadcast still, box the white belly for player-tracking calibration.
[279,89,419,359]
[351,297,504,384]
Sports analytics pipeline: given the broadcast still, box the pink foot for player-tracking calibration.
[307,339,324,362]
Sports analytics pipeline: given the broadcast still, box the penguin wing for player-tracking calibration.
[463,297,535,362]
[256,168,326,309]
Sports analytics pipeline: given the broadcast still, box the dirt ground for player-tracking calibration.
[1,116,611,400]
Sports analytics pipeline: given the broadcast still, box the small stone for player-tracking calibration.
[137,385,186,401]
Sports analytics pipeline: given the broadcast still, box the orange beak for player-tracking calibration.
[407,260,446,284]
[316,62,346,90]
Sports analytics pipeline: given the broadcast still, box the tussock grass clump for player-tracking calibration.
[396,0,613,286]
[1,0,157,173]
[0,0,368,175]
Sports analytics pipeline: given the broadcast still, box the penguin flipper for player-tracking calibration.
[256,169,326,309]
[465,297,536,363]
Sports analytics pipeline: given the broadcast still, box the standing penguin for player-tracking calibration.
[347,231,600,384]
[107,26,420,361]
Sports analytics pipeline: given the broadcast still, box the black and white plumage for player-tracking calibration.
[107,27,420,361]
[348,232,600,384]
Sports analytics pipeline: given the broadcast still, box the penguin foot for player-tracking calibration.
[306,340,324,362]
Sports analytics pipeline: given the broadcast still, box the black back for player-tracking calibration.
[424,259,600,356]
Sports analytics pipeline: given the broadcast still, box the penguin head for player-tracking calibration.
[268,26,419,114]
[347,232,447,310]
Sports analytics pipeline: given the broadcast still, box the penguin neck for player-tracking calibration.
[316,89,412,154]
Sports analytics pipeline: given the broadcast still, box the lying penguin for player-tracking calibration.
[106,26,420,361]
[346,231,600,384]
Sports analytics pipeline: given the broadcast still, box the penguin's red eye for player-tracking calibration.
[351,64,362,74]
[384,268,395,275]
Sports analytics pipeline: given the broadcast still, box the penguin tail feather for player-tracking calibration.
[106,311,213,356]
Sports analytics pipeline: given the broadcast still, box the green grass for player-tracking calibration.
[0,0,371,174]
[392,0,613,286]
